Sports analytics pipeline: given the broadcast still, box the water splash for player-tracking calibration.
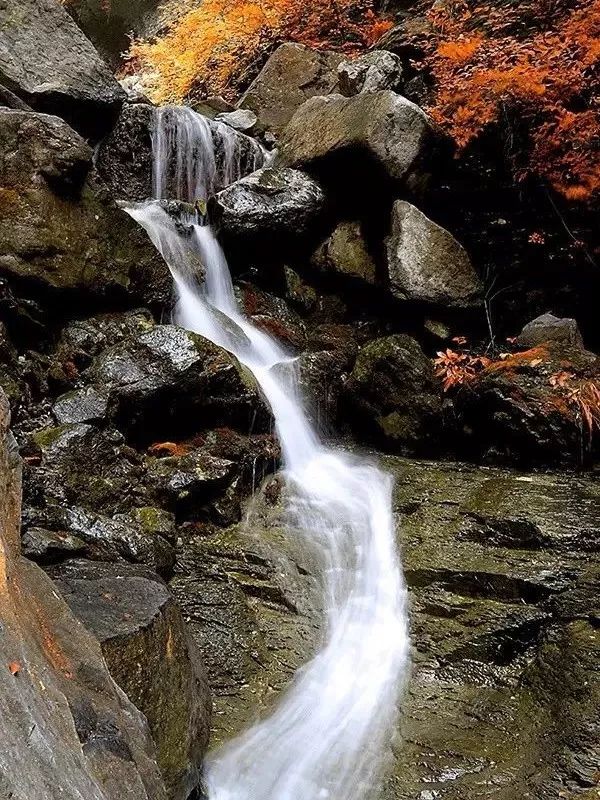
[125,104,409,800]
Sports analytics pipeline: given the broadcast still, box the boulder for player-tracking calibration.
[48,559,211,800]
[337,50,404,96]
[0,388,168,800]
[279,91,432,191]
[215,108,258,134]
[212,167,326,253]
[385,201,483,309]
[517,312,585,350]
[0,0,125,139]
[341,334,443,451]
[0,110,170,308]
[86,325,270,441]
[235,282,307,351]
[311,221,378,286]
[238,43,343,136]
[451,342,600,467]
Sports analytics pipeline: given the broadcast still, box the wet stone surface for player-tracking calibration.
[173,456,600,798]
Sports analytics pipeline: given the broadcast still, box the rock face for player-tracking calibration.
[385,200,483,309]
[212,167,326,252]
[0,388,168,800]
[341,334,442,450]
[0,0,125,139]
[48,559,211,800]
[279,91,432,190]
[238,43,343,136]
[178,455,600,799]
[517,312,585,349]
[0,110,169,308]
[311,221,378,286]
[337,50,404,96]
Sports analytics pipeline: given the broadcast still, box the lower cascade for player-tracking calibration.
[126,106,409,800]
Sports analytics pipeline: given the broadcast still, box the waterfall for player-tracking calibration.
[125,105,409,800]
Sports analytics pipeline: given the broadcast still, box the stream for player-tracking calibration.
[126,105,409,800]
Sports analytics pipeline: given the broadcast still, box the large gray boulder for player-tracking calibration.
[238,43,343,136]
[49,559,211,800]
[279,90,432,189]
[0,0,125,139]
[0,388,168,800]
[0,110,170,308]
[212,167,326,249]
[337,50,404,96]
[385,201,483,309]
[341,334,443,451]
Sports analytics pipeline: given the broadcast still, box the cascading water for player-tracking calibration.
[126,105,410,800]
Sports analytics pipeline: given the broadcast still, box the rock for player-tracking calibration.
[451,342,600,467]
[311,221,378,286]
[385,201,483,309]
[96,103,266,202]
[21,526,87,564]
[86,325,270,442]
[53,386,110,424]
[215,108,258,134]
[0,110,170,309]
[374,14,433,60]
[0,0,125,139]
[0,387,168,800]
[283,266,318,313]
[181,453,600,796]
[146,449,237,513]
[238,43,343,136]
[49,559,211,800]
[279,91,433,192]
[338,50,404,96]
[212,167,326,253]
[517,312,585,350]
[341,334,443,451]
[65,0,164,69]
[235,282,307,351]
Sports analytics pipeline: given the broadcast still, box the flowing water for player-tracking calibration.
[126,105,409,800]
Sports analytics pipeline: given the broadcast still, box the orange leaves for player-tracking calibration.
[433,347,490,391]
[8,660,21,675]
[126,0,390,104]
[421,0,600,202]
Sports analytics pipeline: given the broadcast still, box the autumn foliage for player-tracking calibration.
[126,0,391,103]
[418,0,600,202]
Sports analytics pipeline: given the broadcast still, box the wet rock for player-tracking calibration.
[0,0,125,139]
[311,221,378,286]
[238,43,343,136]
[517,312,585,350]
[283,266,318,314]
[215,108,258,134]
[21,526,87,564]
[212,167,326,254]
[53,386,110,424]
[235,282,307,351]
[86,325,270,442]
[385,201,483,309]
[0,387,168,800]
[338,50,404,96]
[279,91,433,191]
[341,334,443,451]
[49,559,211,800]
[0,110,170,309]
[184,454,600,797]
[146,450,237,512]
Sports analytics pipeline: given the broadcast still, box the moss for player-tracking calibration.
[32,425,71,450]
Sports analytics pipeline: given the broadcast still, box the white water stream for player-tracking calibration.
[126,106,409,800]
